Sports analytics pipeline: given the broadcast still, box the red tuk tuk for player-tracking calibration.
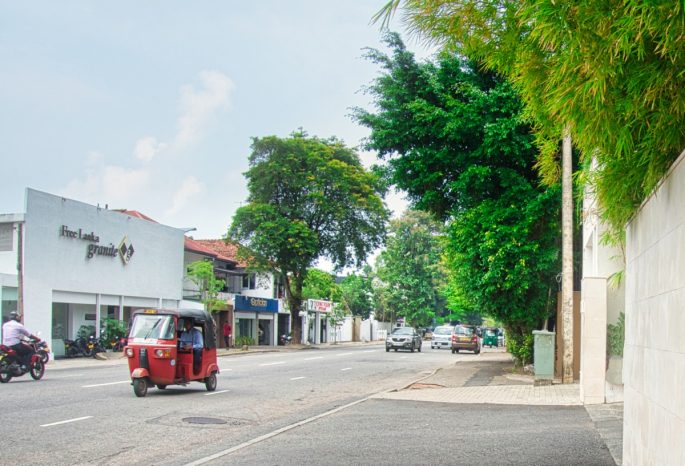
[125,308,219,397]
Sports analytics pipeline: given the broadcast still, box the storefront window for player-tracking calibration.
[238,318,252,339]
[52,302,68,339]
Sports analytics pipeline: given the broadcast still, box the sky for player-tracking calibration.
[1,1,435,245]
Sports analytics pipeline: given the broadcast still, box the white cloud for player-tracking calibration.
[134,136,167,162]
[175,70,235,147]
[166,176,205,215]
[61,164,150,205]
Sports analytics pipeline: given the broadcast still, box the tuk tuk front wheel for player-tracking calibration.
[205,373,217,392]
[133,378,148,397]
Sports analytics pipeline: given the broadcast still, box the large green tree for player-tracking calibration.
[228,131,389,341]
[374,210,446,328]
[355,34,560,362]
[376,0,685,236]
[339,266,375,319]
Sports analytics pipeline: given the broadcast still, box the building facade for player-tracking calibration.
[0,189,185,355]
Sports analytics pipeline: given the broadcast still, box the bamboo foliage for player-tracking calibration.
[376,0,685,234]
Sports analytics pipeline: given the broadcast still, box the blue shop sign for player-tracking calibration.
[235,295,278,313]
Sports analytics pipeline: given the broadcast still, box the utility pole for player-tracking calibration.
[561,128,574,384]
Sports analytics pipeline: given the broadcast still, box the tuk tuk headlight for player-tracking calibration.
[125,347,134,358]
[154,348,171,359]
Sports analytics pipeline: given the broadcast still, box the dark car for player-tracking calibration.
[451,325,480,354]
[386,327,422,353]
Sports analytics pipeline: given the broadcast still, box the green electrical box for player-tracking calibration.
[533,330,555,384]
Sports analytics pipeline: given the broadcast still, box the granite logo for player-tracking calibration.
[118,236,135,265]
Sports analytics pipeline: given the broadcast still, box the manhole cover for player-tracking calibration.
[182,417,228,425]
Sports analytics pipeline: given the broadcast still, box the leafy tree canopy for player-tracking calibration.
[186,259,226,313]
[227,131,389,339]
[357,33,560,362]
[302,268,342,303]
[376,1,685,234]
[374,210,447,327]
[339,266,376,319]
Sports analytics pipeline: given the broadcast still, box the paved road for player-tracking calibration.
[0,345,618,465]
[0,343,452,465]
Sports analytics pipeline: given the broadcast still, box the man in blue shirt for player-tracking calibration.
[180,319,203,374]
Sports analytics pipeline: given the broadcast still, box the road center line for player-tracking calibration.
[290,376,306,381]
[184,397,371,466]
[304,356,323,361]
[204,389,230,396]
[41,416,93,427]
[82,381,130,388]
[259,361,286,367]
[341,367,352,371]
[336,353,353,357]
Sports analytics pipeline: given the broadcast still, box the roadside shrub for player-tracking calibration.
[607,312,625,357]
[235,336,254,347]
[507,330,534,366]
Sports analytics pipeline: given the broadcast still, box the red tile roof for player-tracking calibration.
[194,239,247,267]
[113,209,159,223]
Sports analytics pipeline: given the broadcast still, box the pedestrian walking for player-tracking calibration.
[223,321,232,348]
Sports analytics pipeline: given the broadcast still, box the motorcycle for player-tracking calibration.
[29,339,50,364]
[0,338,46,383]
[87,335,106,357]
[63,338,83,358]
[280,334,293,346]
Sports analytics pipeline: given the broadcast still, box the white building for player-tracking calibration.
[0,189,186,356]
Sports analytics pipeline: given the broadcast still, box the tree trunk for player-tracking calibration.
[561,128,574,384]
[284,273,303,344]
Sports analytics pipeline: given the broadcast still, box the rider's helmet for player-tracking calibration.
[8,311,20,322]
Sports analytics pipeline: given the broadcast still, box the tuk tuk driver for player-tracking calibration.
[180,319,203,373]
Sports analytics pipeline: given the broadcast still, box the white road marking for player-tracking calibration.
[183,397,371,465]
[304,356,323,361]
[82,381,130,388]
[336,353,353,357]
[204,389,230,396]
[290,376,306,381]
[41,416,93,427]
[341,367,352,371]
[259,361,286,367]
[361,350,376,353]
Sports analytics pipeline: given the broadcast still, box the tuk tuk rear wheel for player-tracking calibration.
[205,373,217,392]
[133,378,148,397]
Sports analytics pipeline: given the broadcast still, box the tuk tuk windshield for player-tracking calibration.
[129,314,175,340]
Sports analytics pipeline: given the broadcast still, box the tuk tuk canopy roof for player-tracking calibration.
[131,308,217,349]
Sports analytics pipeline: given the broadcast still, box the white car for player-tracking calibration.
[431,325,454,349]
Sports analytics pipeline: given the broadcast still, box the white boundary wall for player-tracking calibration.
[624,149,685,465]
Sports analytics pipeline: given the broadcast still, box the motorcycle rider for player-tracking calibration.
[2,311,41,370]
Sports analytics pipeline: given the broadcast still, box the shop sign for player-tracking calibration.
[60,224,135,264]
[235,295,278,313]
[307,299,332,313]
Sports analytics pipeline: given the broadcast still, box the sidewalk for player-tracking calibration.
[372,349,624,466]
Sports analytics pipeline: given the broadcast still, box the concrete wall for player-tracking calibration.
[623,150,685,466]
[581,162,625,404]
[22,189,184,350]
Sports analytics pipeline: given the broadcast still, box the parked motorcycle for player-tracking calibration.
[280,334,293,346]
[87,335,106,357]
[63,338,89,358]
[0,339,46,383]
